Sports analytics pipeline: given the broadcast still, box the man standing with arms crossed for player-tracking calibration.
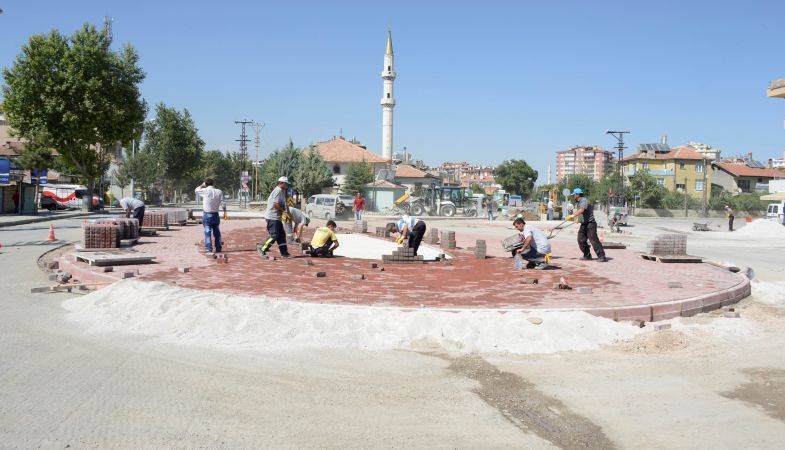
[195,178,224,254]
[258,176,292,258]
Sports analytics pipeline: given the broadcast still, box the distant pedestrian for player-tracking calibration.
[567,188,607,262]
[119,196,145,227]
[487,198,495,221]
[258,176,291,258]
[725,205,735,232]
[353,192,365,221]
[547,199,554,220]
[195,178,224,254]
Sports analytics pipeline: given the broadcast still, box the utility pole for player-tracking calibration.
[605,130,630,217]
[234,120,252,207]
[249,121,265,200]
[701,156,708,218]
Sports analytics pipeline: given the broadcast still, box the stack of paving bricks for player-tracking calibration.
[353,220,368,233]
[474,239,487,259]
[142,211,169,229]
[81,223,119,249]
[426,227,440,245]
[375,226,390,238]
[164,208,188,226]
[382,246,424,264]
[440,230,456,250]
[646,234,687,256]
[96,218,139,240]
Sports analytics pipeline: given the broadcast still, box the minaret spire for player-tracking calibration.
[381,31,396,161]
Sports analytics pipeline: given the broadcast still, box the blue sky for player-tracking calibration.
[2,0,784,180]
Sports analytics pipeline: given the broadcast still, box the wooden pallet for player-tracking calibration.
[74,250,156,266]
[74,238,139,252]
[602,241,627,249]
[641,253,702,263]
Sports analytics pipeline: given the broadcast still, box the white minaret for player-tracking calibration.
[381,31,396,161]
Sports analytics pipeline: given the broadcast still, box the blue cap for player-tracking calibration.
[571,188,584,195]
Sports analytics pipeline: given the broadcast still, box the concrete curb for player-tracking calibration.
[0,211,96,228]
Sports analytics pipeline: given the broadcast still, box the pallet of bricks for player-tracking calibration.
[81,223,120,249]
[426,228,439,245]
[474,239,487,259]
[375,226,390,238]
[96,218,140,241]
[440,230,456,250]
[646,234,686,256]
[352,220,368,233]
[164,208,188,226]
[142,210,169,229]
[382,246,424,264]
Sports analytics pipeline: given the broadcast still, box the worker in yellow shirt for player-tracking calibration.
[309,220,340,257]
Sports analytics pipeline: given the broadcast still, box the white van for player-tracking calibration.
[305,194,352,220]
[766,201,785,225]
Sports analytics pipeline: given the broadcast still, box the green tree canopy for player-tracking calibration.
[627,170,667,208]
[493,159,538,198]
[295,146,334,200]
[470,183,484,195]
[141,103,204,201]
[342,161,375,197]
[590,172,626,204]
[2,23,146,208]
[558,174,596,199]
[259,140,302,196]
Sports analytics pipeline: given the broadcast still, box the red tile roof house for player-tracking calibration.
[711,161,785,194]
[393,164,440,191]
[306,137,387,194]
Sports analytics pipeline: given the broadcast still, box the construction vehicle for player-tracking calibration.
[399,185,477,217]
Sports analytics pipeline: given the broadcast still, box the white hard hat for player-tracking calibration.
[278,176,289,184]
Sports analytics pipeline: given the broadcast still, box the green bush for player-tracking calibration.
[729,193,765,212]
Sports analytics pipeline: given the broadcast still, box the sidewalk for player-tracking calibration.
[0,210,94,228]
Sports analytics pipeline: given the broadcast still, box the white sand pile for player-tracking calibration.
[333,233,448,261]
[732,218,785,238]
[750,280,785,307]
[62,280,640,355]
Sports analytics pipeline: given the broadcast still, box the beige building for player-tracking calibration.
[556,146,615,182]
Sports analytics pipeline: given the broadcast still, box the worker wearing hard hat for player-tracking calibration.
[386,215,427,255]
[566,187,606,262]
[258,176,292,258]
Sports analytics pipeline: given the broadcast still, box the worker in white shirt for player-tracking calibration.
[386,215,427,255]
[195,178,225,254]
[119,196,145,225]
[283,206,310,243]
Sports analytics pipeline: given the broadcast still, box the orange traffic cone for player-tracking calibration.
[47,224,56,241]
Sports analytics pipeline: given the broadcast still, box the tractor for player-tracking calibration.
[401,185,477,217]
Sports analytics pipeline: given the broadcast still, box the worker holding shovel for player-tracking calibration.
[566,188,607,262]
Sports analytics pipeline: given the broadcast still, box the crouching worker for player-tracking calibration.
[283,206,310,243]
[309,220,340,257]
[512,217,551,270]
[386,215,426,255]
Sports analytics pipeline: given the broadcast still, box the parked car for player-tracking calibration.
[766,201,785,225]
[305,194,351,220]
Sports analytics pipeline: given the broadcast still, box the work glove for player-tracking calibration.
[396,236,405,245]
[281,211,291,222]
[566,215,574,221]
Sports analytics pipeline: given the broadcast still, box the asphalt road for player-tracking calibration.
[1,216,785,448]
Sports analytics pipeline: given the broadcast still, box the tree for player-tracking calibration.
[590,172,625,204]
[558,174,596,199]
[342,161,375,197]
[627,170,667,208]
[111,165,132,198]
[470,183,484,195]
[295,146,333,201]
[493,159,538,198]
[259,140,302,196]
[2,23,146,209]
[141,103,204,202]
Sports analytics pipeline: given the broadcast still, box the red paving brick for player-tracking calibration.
[60,219,750,321]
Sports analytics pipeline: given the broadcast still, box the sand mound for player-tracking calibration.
[733,219,785,238]
[62,280,640,355]
[751,281,785,307]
